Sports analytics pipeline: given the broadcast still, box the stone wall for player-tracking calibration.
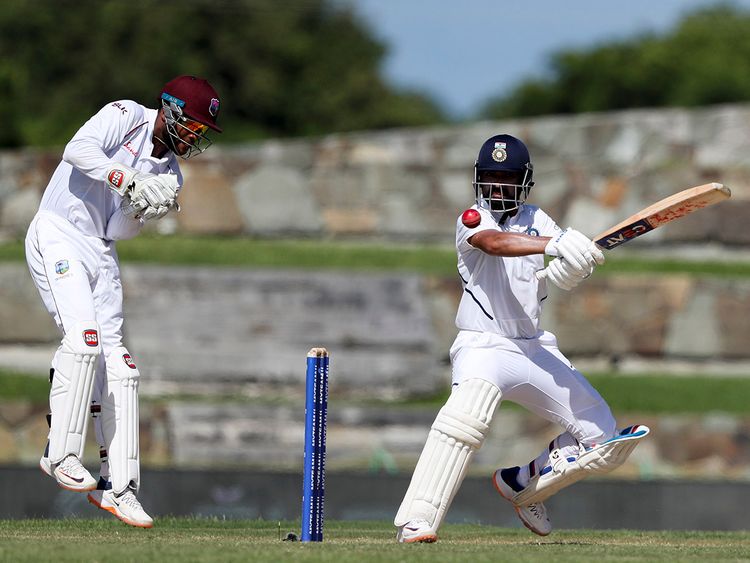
[2,264,750,399]
[3,396,749,482]
[2,105,749,478]
[1,104,749,243]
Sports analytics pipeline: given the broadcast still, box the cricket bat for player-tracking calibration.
[537,182,731,279]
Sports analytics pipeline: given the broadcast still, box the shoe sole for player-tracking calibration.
[40,461,96,493]
[87,493,153,529]
[492,473,550,537]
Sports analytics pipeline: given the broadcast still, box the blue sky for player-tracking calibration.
[345,0,750,118]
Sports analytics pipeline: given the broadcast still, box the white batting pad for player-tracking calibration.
[102,347,141,494]
[48,321,101,464]
[513,425,650,506]
[394,379,502,530]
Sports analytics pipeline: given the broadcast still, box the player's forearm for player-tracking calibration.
[63,136,116,183]
[469,231,551,256]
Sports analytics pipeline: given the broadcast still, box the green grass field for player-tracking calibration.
[3,368,750,414]
[1,235,750,277]
[1,519,748,562]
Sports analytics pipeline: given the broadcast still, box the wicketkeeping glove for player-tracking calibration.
[118,172,180,222]
[107,164,178,208]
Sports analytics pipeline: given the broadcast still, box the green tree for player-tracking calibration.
[480,5,750,119]
[0,0,444,147]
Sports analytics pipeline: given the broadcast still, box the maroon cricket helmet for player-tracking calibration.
[160,75,222,133]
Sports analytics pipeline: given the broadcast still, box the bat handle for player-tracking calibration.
[535,269,547,280]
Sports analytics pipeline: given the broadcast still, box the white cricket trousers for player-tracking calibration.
[450,330,616,445]
[25,211,126,456]
[25,211,125,354]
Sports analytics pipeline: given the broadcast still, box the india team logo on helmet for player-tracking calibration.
[209,97,220,117]
[491,142,507,162]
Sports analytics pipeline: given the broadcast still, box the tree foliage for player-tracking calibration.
[480,6,750,119]
[0,0,444,147]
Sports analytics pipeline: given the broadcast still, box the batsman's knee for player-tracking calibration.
[432,378,501,447]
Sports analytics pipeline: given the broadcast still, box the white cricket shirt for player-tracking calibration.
[38,100,182,241]
[455,204,561,338]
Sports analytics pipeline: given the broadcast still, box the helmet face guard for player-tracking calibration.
[473,169,533,214]
[161,93,213,160]
[472,134,534,218]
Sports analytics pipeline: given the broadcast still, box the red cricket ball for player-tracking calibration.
[462,208,481,228]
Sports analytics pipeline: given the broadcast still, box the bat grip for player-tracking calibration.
[535,269,547,280]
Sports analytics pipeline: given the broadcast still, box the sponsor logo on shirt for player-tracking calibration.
[111,102,128,114]
[54,260,69,275]
[123,141,139,157]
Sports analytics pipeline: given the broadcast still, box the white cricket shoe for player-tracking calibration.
[88,487,153,528]
[493,467,552,536]
[40,453,97,492]
[396,518,437,543]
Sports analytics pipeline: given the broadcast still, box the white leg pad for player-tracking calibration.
[48,321,101,464]
[394,379,501,530]
[513,425,650,506]
[102,347,141,494]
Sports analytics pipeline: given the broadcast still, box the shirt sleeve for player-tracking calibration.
[456,207,497,254]
[62,100,148,182]
[533,207,562,238]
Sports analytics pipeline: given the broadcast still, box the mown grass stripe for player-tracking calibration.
[1,236,749,277]
[2,370,749,414]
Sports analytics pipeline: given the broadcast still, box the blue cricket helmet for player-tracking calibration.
[473,134,535,216]
[475,134,533,180]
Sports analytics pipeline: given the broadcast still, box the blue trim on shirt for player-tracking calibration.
[459,273,494,321]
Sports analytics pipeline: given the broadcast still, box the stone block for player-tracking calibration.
[122,266,441,397]
[715,283,750,358]
[0,264,59,343]
[175,163,244,234]
[664,284,720,358]
[234,165,322,235]
[716,201,750,245]
[547,276,692,358]
[0,423,18,462]
[0,189,40,237]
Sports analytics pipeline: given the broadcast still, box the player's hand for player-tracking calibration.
[121,197,178,222]
[129,174,179,210]
[543,257,588,291]
[139,204,172,221]
[544,228,605,274]
[108,164,179,209]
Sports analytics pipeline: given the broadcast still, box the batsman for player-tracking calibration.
[395,134,649,542]
[24,75,222,527]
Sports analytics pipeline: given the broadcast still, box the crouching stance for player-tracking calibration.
[395,134,648,543]
[26,75,222,528]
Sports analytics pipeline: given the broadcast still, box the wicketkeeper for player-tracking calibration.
[395,134,648,542]
[25,75,222,527]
